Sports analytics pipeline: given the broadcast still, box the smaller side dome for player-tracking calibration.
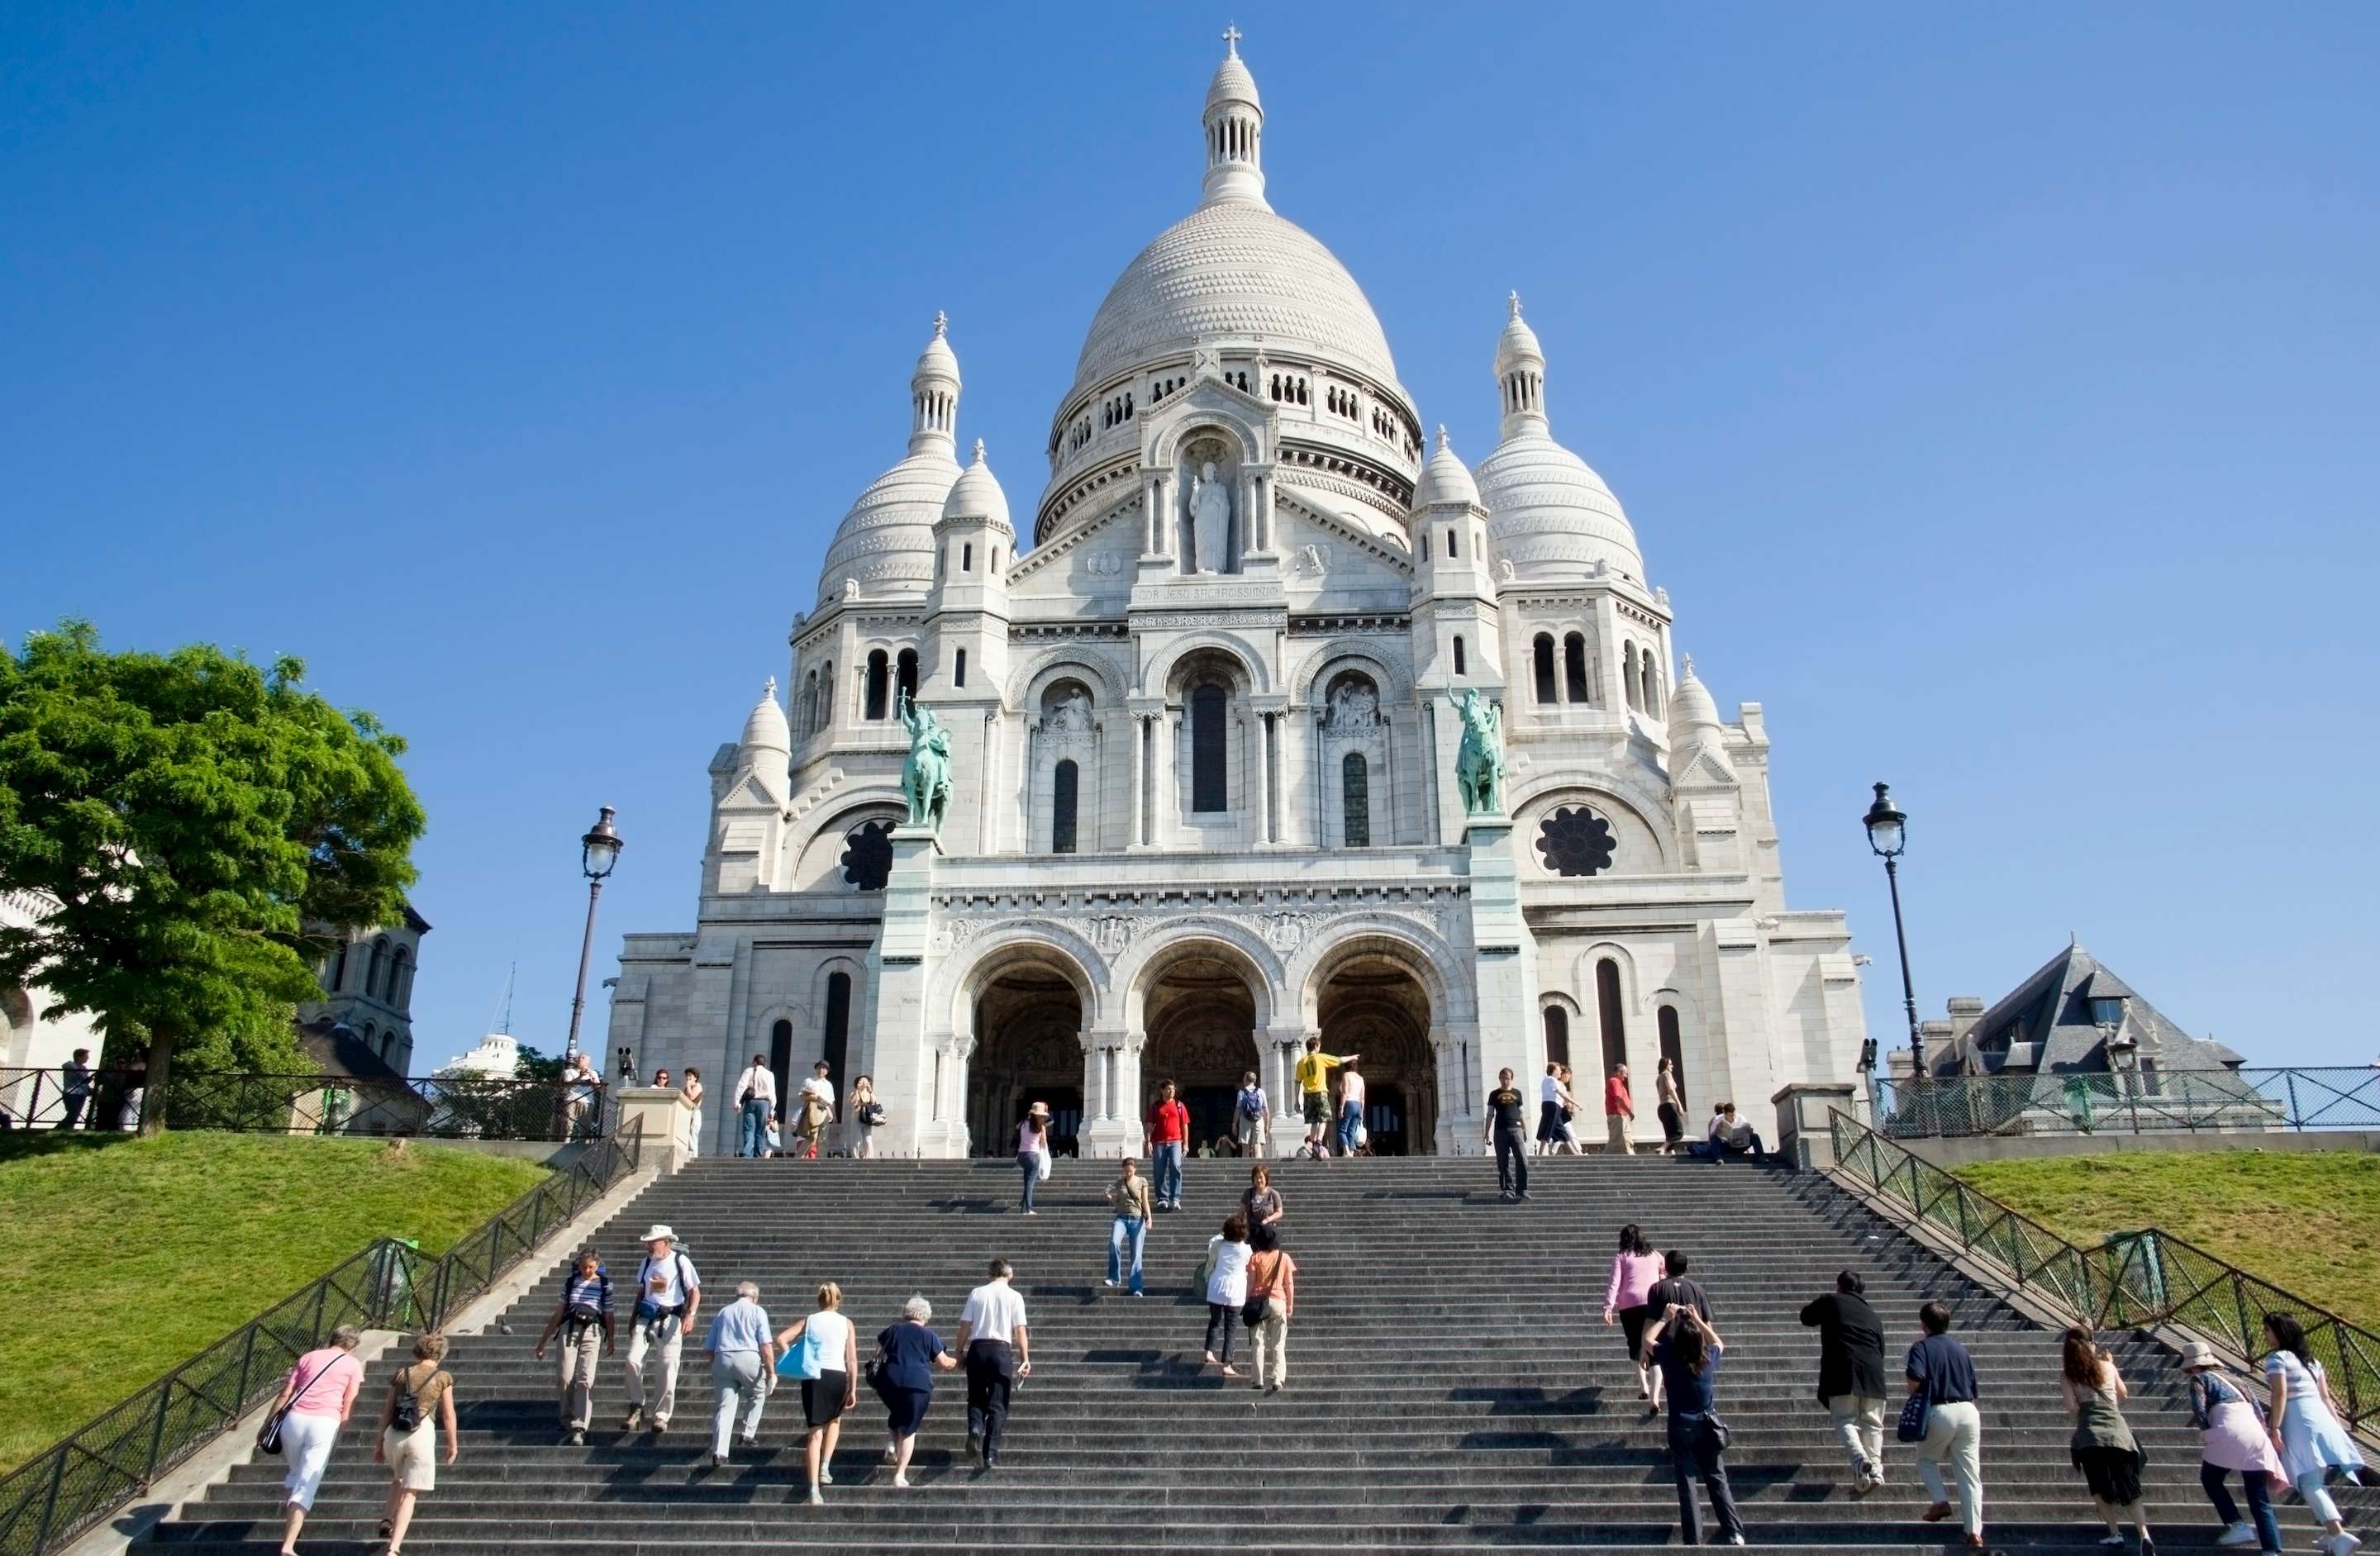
[1668,655,1721,736]
[941,439,1013,536]
[1415,426,1478,510]
[740,677,791,755]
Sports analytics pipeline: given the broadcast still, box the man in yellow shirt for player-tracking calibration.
[1292,1035,1359,1159]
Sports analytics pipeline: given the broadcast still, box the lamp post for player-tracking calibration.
[2095,994,2139,1134]
[1862,783,1925,1079]
[563,806,625,1064]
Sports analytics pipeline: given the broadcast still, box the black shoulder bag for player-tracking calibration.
[257,1353,342,1455]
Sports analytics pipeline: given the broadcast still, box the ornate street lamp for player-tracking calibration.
[1862,783,1925,1077]
[564,806,625,1063]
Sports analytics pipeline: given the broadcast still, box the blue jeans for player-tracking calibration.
[1337,1099,1363,1154]
[1151,1141,1183,1206]
[739,1097,773,1157]
[1017,1150,1040,1211]
[2201,1463,2281,1553]
[1108,1216,1146,1293]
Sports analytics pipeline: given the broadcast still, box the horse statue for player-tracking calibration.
[1454,687,1506,816]
[897,691,954,832]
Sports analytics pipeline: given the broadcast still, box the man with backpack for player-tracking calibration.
[621,1225,701,1434]
[734,1054,776,1159]
[1232,1070,1269,1158]
[533,1248,614,1445]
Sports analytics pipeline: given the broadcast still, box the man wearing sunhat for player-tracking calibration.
[621,1224,701,1433]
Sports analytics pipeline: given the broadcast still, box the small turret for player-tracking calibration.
[1201,27,1268,209]
[925,440,1014,697]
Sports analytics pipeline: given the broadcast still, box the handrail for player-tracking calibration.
[1826,1107,2378,1437]
[0,1120,645,1556]
[0,1066,610,1142]
[1873,1066,2380,1140]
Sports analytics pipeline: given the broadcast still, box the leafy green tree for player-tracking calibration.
[0,621,426,1134]
[511,1042,567,1082]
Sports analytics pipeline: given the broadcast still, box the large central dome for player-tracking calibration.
[1070,199,1403,400]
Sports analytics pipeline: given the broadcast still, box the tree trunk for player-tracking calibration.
[136,1026,178,1137]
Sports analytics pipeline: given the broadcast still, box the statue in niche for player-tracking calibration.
[1327,679,1379,730]
[1045,687,1092,735]
[1189,460,1232,575]
[1454,686,1507,816]
[897,690,954,831]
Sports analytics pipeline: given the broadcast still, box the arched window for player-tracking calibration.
[389,947,412,1013]
[1341,751,1370,847]
[802,671,818,733]
[962,542,973,573]
[366,937,389,1000]
[1657,1006,1685,1112]
[1052,759,1079,854]
[1595,959,1628,1077]
[1532,635,1559,704]
[1190,683,1228,813]
[1445,529,1457,559]
[1622,643,1641,711]
[1452,635,1466,677]
[1641,657,1659,716]
[954,648,968,688]
[1564,632,1591,702]
[821,973,852,1095]
[1542,1005,1571,1068]
[864,651,890,721]
[769,1016,795,1105]
[818,662,833,727]
[326,943,347,994]
[989,548,1001,573]
[362,1021,377,1051]
[896,648,919,707]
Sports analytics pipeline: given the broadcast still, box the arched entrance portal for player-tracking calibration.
[1316,949,1436,1154]
[1141,950,1261,1150]
[969,964,1083,1157]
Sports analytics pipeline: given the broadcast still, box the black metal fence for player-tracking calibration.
[1827,1107,2378,1434]
[1874,1066,2380,1140]
[0,1067,608,1143]
[0,1120,645,1556]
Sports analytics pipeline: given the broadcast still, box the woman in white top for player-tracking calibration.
[774,1282,859,1506]
[2261,1313,2365,1556]
[679,1068,703,1158]
[848,1074,878,1159]
[1016,1102,1051,1215]
[1200,1212,1254,1378]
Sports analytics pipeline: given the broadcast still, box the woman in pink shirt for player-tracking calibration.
[1601,1225,1668,1405]
[264,1325,365,1556]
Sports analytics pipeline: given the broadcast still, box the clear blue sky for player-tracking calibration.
[6,5,2376,1073]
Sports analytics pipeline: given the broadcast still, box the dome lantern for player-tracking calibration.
[1201,27,1268,210]
[1496,292,1547,441]
[909,310,961,455]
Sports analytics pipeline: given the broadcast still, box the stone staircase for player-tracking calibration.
[142,1155,2373,1552]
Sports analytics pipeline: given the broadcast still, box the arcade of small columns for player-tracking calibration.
[920,924,1464,1158]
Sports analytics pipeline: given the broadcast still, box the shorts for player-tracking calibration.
[1302,1092,1329,1127]
[383,1422,438,1492]
[803,1371,850,1428]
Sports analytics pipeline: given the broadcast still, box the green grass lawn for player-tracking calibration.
[1954,1149,2380,1325]
[0,1130,550,1472]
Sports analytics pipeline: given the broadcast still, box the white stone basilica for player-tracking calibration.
[607,36,1869,1158]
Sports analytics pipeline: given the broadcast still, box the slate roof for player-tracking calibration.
[297,1016,412,1084]
[1940,942,2244,1078]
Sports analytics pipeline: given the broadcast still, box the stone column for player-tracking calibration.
[1126,713,1147,849]
[1432,1025,1483,1156]
[1150,473,1174,559]
[1081,1029,1134,1158]
[1463,816,1540,1111]
[1237,472,1256,569]
[870,827,945,1156]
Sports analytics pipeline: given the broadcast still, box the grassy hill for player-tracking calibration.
[1954,1148,2380,1325]
[0,1130,550,1471]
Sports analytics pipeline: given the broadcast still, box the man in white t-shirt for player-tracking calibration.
[734,1054,776,1159]
[1335,1059,1367,1156]
[621,1225,701,1432]
[795,1061,835,1159]
[954,1257,1031,1470]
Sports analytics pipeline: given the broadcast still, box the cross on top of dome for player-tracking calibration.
[1222,24,1240,55]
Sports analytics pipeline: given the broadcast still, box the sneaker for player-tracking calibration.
[1850,1470,1874,1497]
[2328,1536,2363,1556]
[564,1428,586,1447]
[1102,1279,1117,1289]
[650,1418,669,1434]
[2216,1525,2259,1548]
[1726,1538,1745,1548]
[2101,1538,2127,1549]
[883,1444,899,1464]
[621,1407,643,1430]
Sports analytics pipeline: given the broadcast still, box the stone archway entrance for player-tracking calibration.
[969,966,1084,1157]
[1316,949,1437,1154]
[1140,950,1262,1150]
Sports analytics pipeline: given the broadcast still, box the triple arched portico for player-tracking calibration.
[921,908,1474,1158]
